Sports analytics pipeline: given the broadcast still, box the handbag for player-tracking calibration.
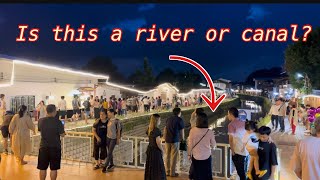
[179,140,187,151]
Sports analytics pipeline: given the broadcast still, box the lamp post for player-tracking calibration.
[296,72,311,95]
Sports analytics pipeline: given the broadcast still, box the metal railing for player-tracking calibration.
[30,131,280,180]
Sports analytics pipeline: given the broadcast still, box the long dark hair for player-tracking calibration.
[18,105,27,118]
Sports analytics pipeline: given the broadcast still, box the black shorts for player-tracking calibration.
[37,147,62,170]
[0,126,9,138]
[59,111,67,119]
[73,109,80,115]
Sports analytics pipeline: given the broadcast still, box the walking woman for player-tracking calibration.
[289,104,299,135]
[102,109,121,173]
[121,98,127,117]
[188,112,216,180]
[37,101,46,119]
[94,96,100,119]
[92,109,108,170]
[9,105,36,165]
[144,114,166,180]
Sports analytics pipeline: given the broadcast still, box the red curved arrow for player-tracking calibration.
[169,55,227,112]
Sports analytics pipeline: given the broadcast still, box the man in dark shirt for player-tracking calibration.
[252,126,278,180]
[37,104,65,180]
[164,107,185,177]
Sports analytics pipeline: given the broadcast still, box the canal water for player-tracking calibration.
[209,100,262,144]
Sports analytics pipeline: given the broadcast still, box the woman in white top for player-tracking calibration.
[37,101,46,119]
[9,105,35,165]
[187,112,216,180]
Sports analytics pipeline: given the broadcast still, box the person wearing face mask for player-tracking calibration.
[92,109,108,170]
[144,114,166,180]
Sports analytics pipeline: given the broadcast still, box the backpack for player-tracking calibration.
[115,118,123,139]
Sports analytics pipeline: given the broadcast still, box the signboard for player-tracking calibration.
[238,109,254,121]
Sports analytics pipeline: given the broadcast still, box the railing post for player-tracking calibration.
[31,135,34,154]
[135,137,138,167]
[62,137,65,159]
[177,151,181,173]
[224,145,228,179]
[89,137,92,163]
[277,149,281,180]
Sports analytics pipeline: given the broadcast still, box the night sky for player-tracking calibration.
[0,3,320,82]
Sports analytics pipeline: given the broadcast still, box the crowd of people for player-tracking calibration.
[30,94,205,125]
[269,97,312,136]
[2,91,320,180]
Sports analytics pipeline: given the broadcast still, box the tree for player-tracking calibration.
[128,57,155,89]
[142,57,155,86]
[245,67,283,86]
[155,68,176,84]
[128,69,144,86]
[285,27,320,91]
[175,69,203,91]
[82,56,126,83]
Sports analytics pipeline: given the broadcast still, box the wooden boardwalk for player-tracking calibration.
[268,117,305,180]
[0,154,188,180]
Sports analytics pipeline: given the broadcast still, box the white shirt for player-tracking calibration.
[228,119,248,156]
[143,98,149,105]
[188,128,216,160]
[269,104,280,116]
[290,136,320,180]
[58,99,67,111]
[242,132,259,152]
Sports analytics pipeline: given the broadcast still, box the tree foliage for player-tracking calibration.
[82,56,126,82]
[155,68,176,84]
[285,27,320,90]
[245,67,283,86]
[128,57,155,89]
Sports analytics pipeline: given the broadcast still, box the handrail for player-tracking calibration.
[29,132,280,180]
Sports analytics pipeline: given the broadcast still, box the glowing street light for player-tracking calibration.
[296,73,304,79]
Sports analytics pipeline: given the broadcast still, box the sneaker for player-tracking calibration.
[258,170,267,178]
[102,167,107,173]
[107,165,115,170]
[93,165,100,170]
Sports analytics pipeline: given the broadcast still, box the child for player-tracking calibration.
[242,120,267,180]
[252,126,278,180]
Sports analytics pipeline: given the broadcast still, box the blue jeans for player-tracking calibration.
[278,116,285,131]
[271,115,279,129]
[122,109,127,116]
[105,138,117,167]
